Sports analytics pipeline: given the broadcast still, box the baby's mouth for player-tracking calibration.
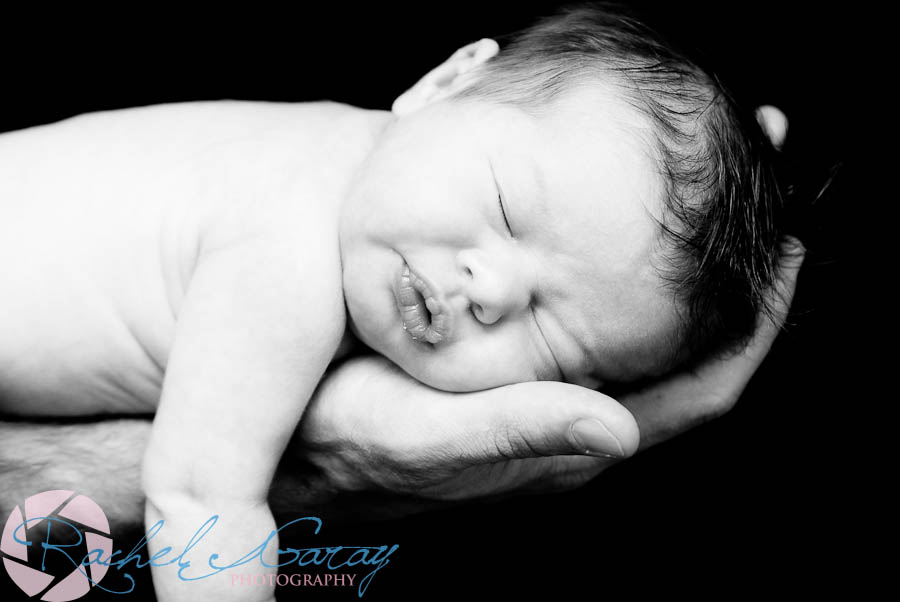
[394,262,451,345]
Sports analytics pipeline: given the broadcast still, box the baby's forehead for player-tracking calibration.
[498,88,666,256]
[495,84,663,212]
[514,80,656,146]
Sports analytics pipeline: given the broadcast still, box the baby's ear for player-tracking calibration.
[392,39,500,117]
[755,105,789,151]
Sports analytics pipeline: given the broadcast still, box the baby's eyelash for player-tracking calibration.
[498,195,514,237]
[488,160,514,238]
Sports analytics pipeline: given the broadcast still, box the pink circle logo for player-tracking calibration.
[1,490,112,601]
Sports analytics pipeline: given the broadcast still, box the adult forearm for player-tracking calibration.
[0,419,150,532]
[0,418,332,534]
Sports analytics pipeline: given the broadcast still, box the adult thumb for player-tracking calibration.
[438,381,641,463]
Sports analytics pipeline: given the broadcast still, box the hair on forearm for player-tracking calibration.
[0,419,151,532]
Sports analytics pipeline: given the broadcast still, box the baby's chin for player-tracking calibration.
[402,365,496,393]
[393,351,526,393]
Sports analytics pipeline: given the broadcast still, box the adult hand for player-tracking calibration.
[278,239,805,520]
[622,238,805,449]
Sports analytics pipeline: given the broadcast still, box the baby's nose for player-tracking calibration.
[456,248,531,325]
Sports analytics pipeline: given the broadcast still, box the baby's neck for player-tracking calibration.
[276,102,394,221]
[331,105,394,189]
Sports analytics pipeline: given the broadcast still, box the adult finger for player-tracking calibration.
[423,455,613,501]
[744,236,806,361]
[407,380,641,467]
[621,237,806,449]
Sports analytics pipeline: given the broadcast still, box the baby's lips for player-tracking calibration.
[396,265,428,340]
[395,262,452,344]
[396,265,423,307]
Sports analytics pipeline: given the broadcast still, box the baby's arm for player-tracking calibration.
[141,229,342,602]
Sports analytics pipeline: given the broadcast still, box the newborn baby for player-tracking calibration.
[0,4,789,601]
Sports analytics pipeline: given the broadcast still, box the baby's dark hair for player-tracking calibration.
[451,2,790,370]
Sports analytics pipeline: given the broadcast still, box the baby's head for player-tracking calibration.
[339,2,788,392]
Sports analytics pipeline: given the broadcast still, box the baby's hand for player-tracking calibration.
[142,495,279,602]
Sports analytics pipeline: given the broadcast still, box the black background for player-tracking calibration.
[0,1,868,599]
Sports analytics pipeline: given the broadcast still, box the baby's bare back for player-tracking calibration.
[0,100,364,415]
